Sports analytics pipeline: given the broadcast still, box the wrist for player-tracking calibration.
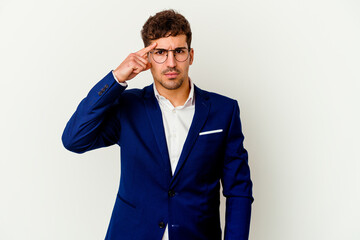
[112,70,126,83]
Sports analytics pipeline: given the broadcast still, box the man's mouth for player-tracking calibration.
[164,72,179,78]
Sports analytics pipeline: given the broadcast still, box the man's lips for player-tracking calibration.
[164,72,179,78]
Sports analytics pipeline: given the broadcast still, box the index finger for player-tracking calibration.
[136,42,157,56]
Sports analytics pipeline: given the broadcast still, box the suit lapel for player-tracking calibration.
[143,85,172,179]
[171,85,210,184]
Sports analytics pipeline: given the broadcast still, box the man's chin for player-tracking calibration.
[161,83,181,90]
[159,79,183,90]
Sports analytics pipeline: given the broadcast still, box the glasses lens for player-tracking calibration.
[175,49,189,62]
[152,50,167,63]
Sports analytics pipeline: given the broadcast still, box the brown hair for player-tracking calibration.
[141,9,192,48]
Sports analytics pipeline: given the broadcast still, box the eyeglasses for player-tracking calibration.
[149,48,190,64]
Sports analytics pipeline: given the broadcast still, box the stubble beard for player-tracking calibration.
[158,75,185,90]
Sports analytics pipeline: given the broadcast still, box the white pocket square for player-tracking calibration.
[199,129,223,136]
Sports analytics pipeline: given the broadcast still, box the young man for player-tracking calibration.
[62,9,253,240]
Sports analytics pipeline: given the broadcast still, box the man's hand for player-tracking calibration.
[113,42,157,83]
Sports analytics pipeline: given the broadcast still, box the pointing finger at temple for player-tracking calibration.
[136,42,157,57]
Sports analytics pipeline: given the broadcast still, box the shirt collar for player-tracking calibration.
[153,77,195,108]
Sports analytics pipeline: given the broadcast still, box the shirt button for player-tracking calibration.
[159,221,166,228]
[168,190,176,197]
[172,109,176,113]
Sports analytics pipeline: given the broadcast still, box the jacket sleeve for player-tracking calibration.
[62,70,126,153]
[221,100,254,240]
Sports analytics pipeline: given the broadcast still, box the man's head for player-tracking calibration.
[141,9,192,48]
[141,10,194,93]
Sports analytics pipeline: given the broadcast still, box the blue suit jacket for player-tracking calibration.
[62,71,253,240]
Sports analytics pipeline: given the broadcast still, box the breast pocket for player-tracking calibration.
[199,129,223,136]
[196,130,226,157]
[198,129,224,142]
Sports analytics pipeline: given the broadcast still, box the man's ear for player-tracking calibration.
[189,48,194,65]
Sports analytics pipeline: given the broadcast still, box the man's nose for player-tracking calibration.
[166,51,177,67]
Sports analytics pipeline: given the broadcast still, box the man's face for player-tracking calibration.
[148,34,194,91]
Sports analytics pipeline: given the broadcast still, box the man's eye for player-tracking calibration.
[175,49,184,54]
[155,50,165,55]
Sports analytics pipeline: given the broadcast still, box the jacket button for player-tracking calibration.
[168,190,175,197]
[158,221,165,228]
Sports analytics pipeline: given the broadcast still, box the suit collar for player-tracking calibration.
[143,85,172,181]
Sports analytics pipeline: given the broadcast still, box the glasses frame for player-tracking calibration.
[148,47,191,64]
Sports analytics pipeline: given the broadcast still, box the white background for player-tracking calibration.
[1,0,359,239]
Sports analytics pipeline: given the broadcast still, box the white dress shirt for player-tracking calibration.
[153,79,195,240]
[112,71,195,240]
[153,80,195,174]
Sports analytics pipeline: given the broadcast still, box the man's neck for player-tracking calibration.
[154,78,190,107]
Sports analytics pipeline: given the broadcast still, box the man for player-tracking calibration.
[62,9,253,240]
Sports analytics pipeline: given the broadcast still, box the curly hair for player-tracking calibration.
[141,9,192,48]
